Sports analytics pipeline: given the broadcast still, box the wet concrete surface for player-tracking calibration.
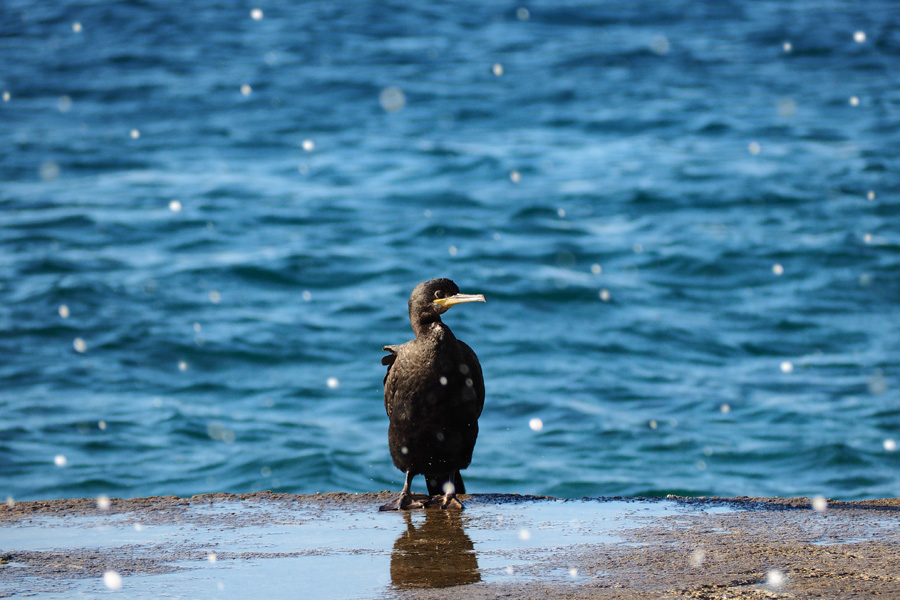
[2,492,899,599]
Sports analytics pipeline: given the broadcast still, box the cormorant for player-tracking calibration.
[379,278,485,511]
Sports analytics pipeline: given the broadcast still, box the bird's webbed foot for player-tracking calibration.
[439,494,465,510]
[429,485,465,510]
[424,474,465,510]
[379,492,429,511]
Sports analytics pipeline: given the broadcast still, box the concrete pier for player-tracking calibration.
[2,492,898,599]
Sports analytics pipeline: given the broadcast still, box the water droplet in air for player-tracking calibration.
[568,568,578,577]
[557,208,566,218]
[97,495,111,510]
[867,190,875,201]
[326,377,339,389]
[509,170,521,183]
[73,338,87,353]
[766,569,785,588]
[302,290,312,301]
[241,84,252,96]
[516,7,530,21]
[863,233,872,244]
[849,96,860,107]
[58,95,72,113]
[696,460,707,471]
[2,91,10,102]
[868,371,887,395]
[439,376,448,386]
[207,421,236,443]
[207,552,217,563]
[379,86,406,112]
[772,263,784,275]
[251,8,263,20]
[780,361,793,373]
[59,304,70,318]
[449,245,458,256]
[98,420,106,430]
[650,35,670,55]
[209,290,221,304]
[599,289,611,302]
[302,139,315,152]
[72,22,82,33]
[782,41,792,52]
[54,454,67,467]
[518,529,531,541]
[853,31,866,43]
[169,200,182,212]
[529,418,543,431]
[40,161,60,181]
[178,361,188,372]
[591,264,602,275]
[103,570,123,590]
[134,523,143,531]
[505,565,515,575]
[720,403,731,414]
[130,129,140,139]
[777,98,796,118]
[811,496,827,513]
[748,141,761,155]
[884,439,897,452]
[442,481,456,495]
[400,446,408,455]
[649,420,658,430]
[7,496,15,508]
[492,63,504,76]
[260,466,271,477]
[690,548,706,567]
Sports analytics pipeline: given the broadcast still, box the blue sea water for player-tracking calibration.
[2,0,899,503]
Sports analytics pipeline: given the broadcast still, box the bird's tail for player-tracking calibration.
[426,471,465,496]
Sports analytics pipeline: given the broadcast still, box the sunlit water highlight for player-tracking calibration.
[1,1,899,502]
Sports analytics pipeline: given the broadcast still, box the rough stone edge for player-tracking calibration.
[2,491,898,524]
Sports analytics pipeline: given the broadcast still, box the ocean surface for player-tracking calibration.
[2,0,898,503]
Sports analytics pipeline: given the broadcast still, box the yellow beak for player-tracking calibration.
[433,293,486,308]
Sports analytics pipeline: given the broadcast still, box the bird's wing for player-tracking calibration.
[382,344,401,417]
[382,345,399,368]
[457,340,485,419]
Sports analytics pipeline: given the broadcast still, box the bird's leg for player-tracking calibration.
[439,473,464,510]
[379,471,426,511]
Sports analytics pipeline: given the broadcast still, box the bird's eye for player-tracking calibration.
[434,290,445,299]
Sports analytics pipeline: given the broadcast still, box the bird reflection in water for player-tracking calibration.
[390,509,481,589]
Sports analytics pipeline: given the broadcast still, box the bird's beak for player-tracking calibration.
[433,293,486,308]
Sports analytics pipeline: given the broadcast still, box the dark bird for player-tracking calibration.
[380,278,485,511]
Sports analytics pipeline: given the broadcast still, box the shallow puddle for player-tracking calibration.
[1,497,721,598]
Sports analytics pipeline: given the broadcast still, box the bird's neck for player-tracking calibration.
[411,316,448,340]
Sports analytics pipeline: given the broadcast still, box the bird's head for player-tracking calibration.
[408,278,485,328]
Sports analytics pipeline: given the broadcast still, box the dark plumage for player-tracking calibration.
[379,278,485,511]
